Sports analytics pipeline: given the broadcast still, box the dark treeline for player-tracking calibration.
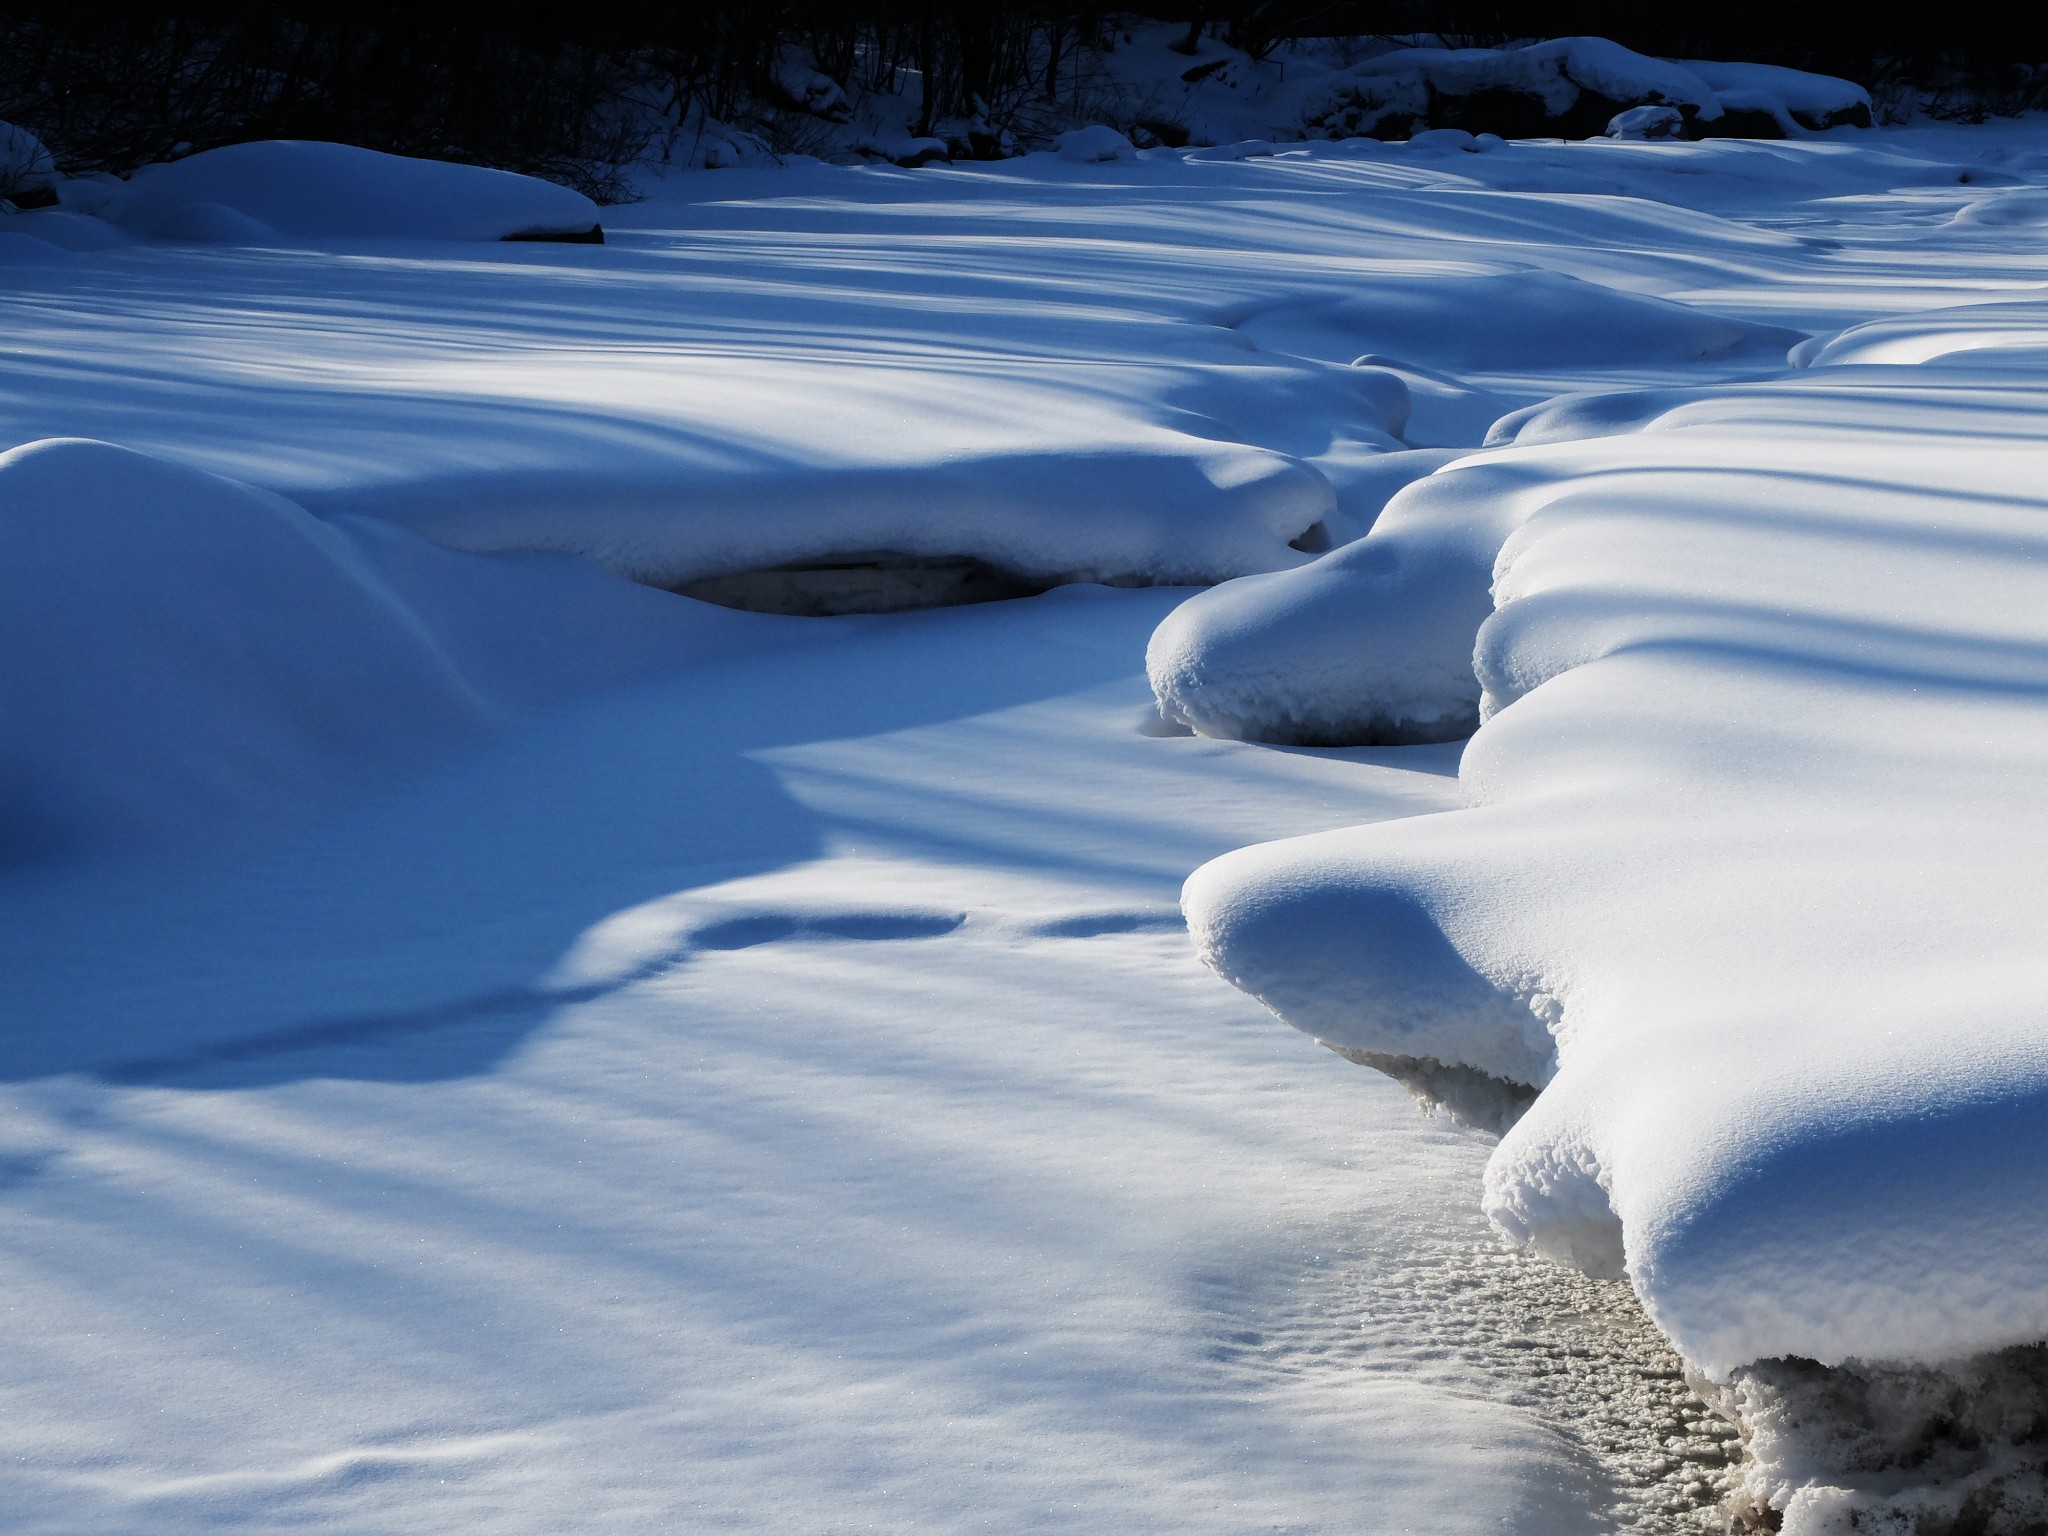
[5,2,2044,196]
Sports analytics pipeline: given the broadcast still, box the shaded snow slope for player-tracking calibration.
[0,438,792,860]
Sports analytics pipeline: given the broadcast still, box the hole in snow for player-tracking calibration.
[1137,708,1195,738]
[1325,1044,1540,1136]
[672,555,1051,616]
[1288,520,1333,554]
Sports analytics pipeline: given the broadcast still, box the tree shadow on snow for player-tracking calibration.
[0,592,1171,1091]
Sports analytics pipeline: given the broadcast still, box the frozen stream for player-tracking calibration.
[13,115,2048,1533]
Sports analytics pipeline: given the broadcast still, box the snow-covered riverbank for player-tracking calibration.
[10,111,2048,1532]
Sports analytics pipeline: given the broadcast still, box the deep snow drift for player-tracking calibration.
[10,93,2048,1536]
[1170,213,2048,1533]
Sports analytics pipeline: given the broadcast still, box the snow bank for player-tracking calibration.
[1148,459,1527,744]
[1179,366,2048,1412]
[0,438,771,861]
[1684,61,1874,132]
[113,141,602,243]
[1160,33,1866,146]
[1151,267,1797,744]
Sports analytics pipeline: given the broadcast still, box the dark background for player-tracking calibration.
[2,2,2034,194]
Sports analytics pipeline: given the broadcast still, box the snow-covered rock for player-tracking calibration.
[1606,104,1685,140]
[1685,60,1873,132]
[1054,125,1138,163]
[113,141,602,243]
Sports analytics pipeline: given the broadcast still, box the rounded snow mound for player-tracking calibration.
[1952,190,2048,228]
[1054,126,1138,164]
[1148,538,1492,746]
[114,141,602,243]
[0,439,506,860]
[1147,458,1545,745]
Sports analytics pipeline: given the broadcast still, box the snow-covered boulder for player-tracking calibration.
[1684,60,1872,133]
[1329,37,1723,140]
[1284,37,1867,144]
[0,120,57,208]
[1605,104,1684,140]
[1055,125,1138,164]
[113,141,603,244]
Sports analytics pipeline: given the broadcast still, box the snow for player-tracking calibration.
[1608,105,1686,140]
[0,588,1623,1534]
[0,437,790,859]
[1076,27,1865,149]
[13,89,2048,1536]
[1351,38,1721,121]
[1054,124,1138,162]
[109,140,602,243]
[1170,241,2048,1405]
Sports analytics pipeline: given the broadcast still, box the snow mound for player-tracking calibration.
[1178,364,2048,1414]
[113,141,602,243]
[1146,459,1514,745]
[1683,61,1873,131]
[1054,125,1138,163]
[0,439,769,861]
[0,439,491,858]
[1606,105,1684,141]
[367,439,1336,593]
[1952,190,2048,227]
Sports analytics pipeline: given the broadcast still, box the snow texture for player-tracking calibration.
[10,86,2048,1536]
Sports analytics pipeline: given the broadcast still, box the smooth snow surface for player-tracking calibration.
[0,437,791,858]
[0,592,1628,1534]
[15,108,2048,1535]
